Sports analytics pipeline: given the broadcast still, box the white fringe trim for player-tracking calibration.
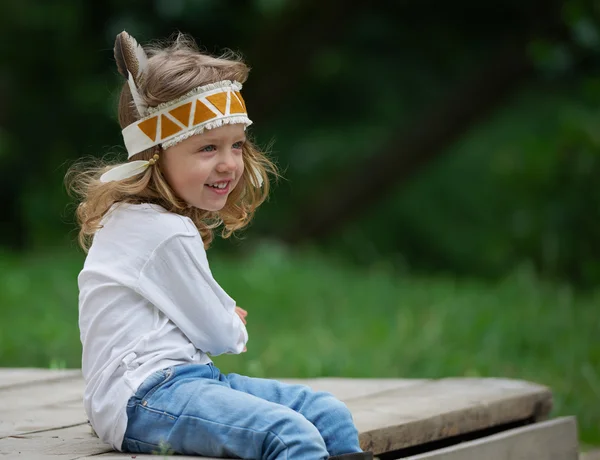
[161,115,253,149]
[147,80,243,114]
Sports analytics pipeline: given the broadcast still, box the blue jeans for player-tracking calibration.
[122,363,362,459]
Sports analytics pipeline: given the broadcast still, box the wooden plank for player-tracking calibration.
[1,419,576,460]
[0,423,110,460]
[0,371,422,439]
[350,377,553,454]
[581,450,600,460]
[0,371,419,411]
[0,378,82,413]
[0,369,81,391]
[280,377,427,401]
[0,404,87,438]
[0,373,87,439]
[403,417,578,460]
[0,423,227,460]
[0,369,556,459]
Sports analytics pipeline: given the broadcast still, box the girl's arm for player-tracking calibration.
[137,233,248,355]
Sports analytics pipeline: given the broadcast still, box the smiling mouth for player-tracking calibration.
[205,180,231,195]
[207,181,228,189]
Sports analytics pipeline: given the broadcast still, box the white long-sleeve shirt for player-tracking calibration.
[78,202,248,451]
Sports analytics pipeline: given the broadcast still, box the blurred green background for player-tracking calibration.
[0,0,598,446]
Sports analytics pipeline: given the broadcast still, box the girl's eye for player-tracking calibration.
[200,145,217,152]
[232,141,244,149]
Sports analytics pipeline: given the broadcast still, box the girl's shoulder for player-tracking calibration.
[99,202,198,246]
[82,203,201,285]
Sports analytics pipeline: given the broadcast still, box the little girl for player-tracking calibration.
[67,31,372,460]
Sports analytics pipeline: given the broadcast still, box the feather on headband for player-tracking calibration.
[114,31,149,117]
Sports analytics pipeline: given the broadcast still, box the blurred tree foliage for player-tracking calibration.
[0,0,598,285]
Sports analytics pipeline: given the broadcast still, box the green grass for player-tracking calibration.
[0,243,598,444]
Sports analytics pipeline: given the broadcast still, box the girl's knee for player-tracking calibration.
[280,409,325,439]
[265,410,327,457]
[317,392,354,422]
[311,393,361,455]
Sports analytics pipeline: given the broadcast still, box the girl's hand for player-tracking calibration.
[235,306,248,352]
[235,306,247,325]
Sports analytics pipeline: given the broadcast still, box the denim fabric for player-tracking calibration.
[121,363,362,459]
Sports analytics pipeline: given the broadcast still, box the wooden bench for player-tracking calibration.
[0,368,579,459]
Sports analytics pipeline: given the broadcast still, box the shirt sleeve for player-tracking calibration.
[136,233,248,356]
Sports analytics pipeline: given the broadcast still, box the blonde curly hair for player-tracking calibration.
[66,33,277,252]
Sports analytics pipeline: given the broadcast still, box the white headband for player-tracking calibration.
[100,80,254,183]
[123,80,251,156]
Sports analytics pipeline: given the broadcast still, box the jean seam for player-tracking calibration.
[140,367,174,402]
[137,403,178,420]
[130,407,291,459]
[124,436,160,448]
[178,414,290,459]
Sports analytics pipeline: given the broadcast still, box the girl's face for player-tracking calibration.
[161,124,246,211]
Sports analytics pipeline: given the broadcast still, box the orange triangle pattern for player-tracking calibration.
[193,99,216,125]
[138,117,158,141]
[161,114,183,139]
[134,90,248,146]
[169,102,192,126]
[206,92,228,115]
[230,92,245,114]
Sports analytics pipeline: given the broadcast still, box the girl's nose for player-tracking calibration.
[217,149,238,172]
